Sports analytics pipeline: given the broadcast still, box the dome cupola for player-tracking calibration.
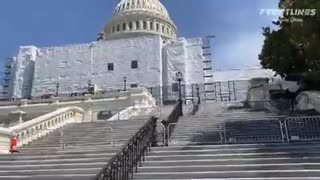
[104,0,178,40]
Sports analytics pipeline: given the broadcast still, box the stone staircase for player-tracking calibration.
[133,143,320,179]
[132,102,320,180]
[170,105,282,145]
[0,118,149,179]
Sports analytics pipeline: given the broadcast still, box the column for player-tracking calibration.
[147,20,151,30]
[153,19,156,31]
[133,20,137,30]
[139,20,143,30]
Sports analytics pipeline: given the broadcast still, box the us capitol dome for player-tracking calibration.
[103,0,178,40]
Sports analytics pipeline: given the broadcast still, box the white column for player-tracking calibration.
[153,20,156,31]
[133,21,137,30]
[147,20,151,30]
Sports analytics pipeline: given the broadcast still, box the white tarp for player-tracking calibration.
[12,46,38,98]
[212,68,277,82]
[162,38,204,100]
[31,35,163,97]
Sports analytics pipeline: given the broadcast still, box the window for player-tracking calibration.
[117,24,120,31]
[143,21,147,29]
[162,25,165,33]
[131,84,138,88]
[136,21,140,29]
[112,26,115,33]
[108,63,114,71]
[150,22,153,30]
[123,23,126,30]
[172,83,179,92]
[131,60,138,69]
[156,23,159,31]
[129,22,133,30]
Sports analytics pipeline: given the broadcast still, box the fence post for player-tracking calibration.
[284,118,290,143]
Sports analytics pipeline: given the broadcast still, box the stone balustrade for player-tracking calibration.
[0,88,154,108]
[109,105,160,121]
[0,107,84,154]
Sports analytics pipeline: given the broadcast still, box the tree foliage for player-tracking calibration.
[259,0,320,89]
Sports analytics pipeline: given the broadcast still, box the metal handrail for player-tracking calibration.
[161,101,182,146]
[167,123,178,146]
[95,117,157,180]
[157,123,166,146]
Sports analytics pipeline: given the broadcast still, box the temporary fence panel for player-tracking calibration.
[284,116,320,143]
[224,119,285,144]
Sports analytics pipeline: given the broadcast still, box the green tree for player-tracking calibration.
[259,0,320,89]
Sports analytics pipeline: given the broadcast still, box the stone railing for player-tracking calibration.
[0,88,156,108]
[108,105,160,121]
[0,107,84,154]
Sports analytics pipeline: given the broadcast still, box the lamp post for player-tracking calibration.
[175,71,183,116]
[196,84,201,104]
[55,82,60,97]
[123,76,127,91]
[87,80,92,94]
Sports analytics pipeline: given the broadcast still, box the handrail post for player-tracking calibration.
[167,123,177,146]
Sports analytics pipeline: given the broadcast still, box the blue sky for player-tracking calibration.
[0,0,279,72]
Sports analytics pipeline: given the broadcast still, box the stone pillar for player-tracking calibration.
[84,104,93,122]
[133,20,137,30]
[153,20,156,31]
[147,20,151,30]
[8,110,26,126]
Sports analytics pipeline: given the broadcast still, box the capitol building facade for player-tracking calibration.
[1,0,211,103]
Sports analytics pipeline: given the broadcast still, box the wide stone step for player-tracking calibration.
[133,170,320,179]
[0,152,114,161]
[148,147,320,156]
[137,163,320,172]
[37,133,137,140]
[134,178,320,180]
[150,143,320,151]
[0,174,96,180]
[19,144,122,151]
[45,130,140,137]
[142,157,320,166]
[22,141,125,148]
[144,151,320,161]
[30,137,129,145]
[0,167,101,176]
[0,157,109,165]
[26,138,129,146]
[0,148,118,156]
[0,162,107,170]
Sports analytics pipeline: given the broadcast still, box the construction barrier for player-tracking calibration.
[284,116,320,143]
[224,119,285,144]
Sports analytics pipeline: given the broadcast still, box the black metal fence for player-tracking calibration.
[95,117,157,180]
[160,101,183,146]
[284,116,320,143]
[224,119,285,144]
